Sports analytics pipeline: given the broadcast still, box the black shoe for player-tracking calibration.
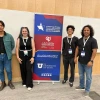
[69,82,73,87]
[62,80,67,84]
[0,81,6,91]
[8,81,15,89]
[75,86,85,90]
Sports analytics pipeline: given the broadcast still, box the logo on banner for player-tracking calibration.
[37,62,56,69]
[37,24,61,32]
[37,23,44,31]
[41,73,52,76]
[46,36,51,42]
[37,63,43,68]
[46,26,61,32]
[41,36,54,48]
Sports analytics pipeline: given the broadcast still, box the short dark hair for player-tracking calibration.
[66,25,75,31]
[0,20,5,27]
[81,25,94,37]
[18,27,31,38]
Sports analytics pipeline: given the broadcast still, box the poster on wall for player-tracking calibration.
[33,14,63,81]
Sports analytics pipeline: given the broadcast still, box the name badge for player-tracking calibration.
[81,51,85,57]
[23,50,28,56]
[68,49,72,54]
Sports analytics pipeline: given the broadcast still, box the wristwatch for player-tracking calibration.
[90,60,93,63]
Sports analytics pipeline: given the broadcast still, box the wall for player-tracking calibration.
[0,0,100,82]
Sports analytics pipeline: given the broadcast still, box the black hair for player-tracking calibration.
[81,25,94,37]
[66,25,75,31]
[0,20,5,27]
[18,27,31,38]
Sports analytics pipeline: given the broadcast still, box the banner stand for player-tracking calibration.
[33,80,60,85]
[33,14,63,82]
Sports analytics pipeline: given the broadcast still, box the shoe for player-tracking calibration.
[0,81,6,91]
[69,82,73,87]
[8,81,15,89]
[23,85,26,87]
[84,91,89,96]
[28,87,32,91]
[62,80,67,84]
[75,86,85,90]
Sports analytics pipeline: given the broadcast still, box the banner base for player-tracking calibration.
[33,80,60,85]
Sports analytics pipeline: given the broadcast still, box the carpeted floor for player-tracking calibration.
[0,75,100,100]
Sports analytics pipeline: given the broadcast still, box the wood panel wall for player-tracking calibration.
[0,0,100,81]
[0,0,100,17]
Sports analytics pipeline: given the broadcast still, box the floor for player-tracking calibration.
[0,75,100,100]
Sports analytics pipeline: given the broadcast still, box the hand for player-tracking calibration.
[74,57,77,64]
[30,58,34,64]
[87,61,93,67]
[17,57,22,64]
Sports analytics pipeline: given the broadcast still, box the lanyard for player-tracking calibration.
[67,36,73,48]
[83,36,90,50]
[22,37,28,50]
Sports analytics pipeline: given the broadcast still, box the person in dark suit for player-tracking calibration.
[62,25,78,87]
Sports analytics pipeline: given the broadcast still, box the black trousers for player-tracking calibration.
[19,56,33,88]
[63,57,75,82]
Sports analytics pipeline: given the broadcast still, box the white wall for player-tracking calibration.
[63,16,100,52]
[0,9,99,52]
[0,9,34,53]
